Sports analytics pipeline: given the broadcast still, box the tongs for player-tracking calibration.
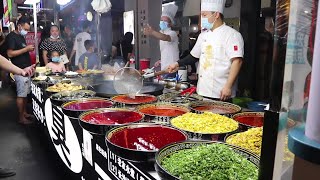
[142,69,169,79]
[181,86,197,103]
[181,86,197,96]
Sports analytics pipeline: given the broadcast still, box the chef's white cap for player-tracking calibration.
[201,0,226,14]
[161,4,178,23]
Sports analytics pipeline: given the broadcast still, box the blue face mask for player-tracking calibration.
[52,57,61,63]
[20,29,28,36]
[201,14,216,30]
[159,21,169,31]
[201,18,213,30]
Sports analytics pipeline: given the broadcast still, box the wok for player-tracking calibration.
[90,81,164,98]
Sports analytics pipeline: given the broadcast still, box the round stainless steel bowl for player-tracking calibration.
[61,98,114,119]
[79,108,144,135]
[105,123,188,162]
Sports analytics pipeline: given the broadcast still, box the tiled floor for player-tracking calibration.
[0,89,69,180]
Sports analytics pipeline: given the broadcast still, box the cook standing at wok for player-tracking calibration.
[168,0,244,101]
[143,4,179,78]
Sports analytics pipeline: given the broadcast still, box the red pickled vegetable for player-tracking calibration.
[113,95,156,104]
[139,106,188,117]
[108,126,187,151]
[234,116,264,127]
[64,100,113,110]
[81,111,143,125]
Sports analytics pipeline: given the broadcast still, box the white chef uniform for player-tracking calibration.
[190,23,244,98]
[73,32,91,66]
[160,29,179,71]
[159,4,179,71]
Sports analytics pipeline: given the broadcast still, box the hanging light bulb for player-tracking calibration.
[57,0,71,5]
[87,12,93,22]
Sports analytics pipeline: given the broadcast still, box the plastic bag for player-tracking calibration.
[91,0,112,14]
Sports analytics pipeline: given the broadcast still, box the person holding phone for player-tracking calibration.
[6,16,35,124]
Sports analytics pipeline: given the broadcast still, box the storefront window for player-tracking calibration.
[277,0,318,179]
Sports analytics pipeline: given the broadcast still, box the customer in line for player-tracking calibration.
[6,16,35,124]
[0,30,8,87]
[69,22,92,68]
[0,55,35,76]
[40,25,68,66]
[46,51,66,73]
[62,25,75,69]
[78,40,99,70]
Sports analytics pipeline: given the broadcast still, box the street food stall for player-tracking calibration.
[26,0,320,179]
[31,67,264,180]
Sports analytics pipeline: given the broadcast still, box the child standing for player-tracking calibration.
[78,40,99,70]
[46,51,66,73]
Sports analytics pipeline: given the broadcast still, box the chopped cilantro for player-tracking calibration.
[162,143,258,180]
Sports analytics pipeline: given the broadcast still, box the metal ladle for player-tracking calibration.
[113,67,168,97]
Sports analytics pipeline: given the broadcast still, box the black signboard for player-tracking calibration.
[31,82,158,180]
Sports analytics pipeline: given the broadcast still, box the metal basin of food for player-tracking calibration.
[64,71,79,78]
[155,141,260,180]
[77,70,105,77]
[158,92,203,104]
[50,90,96,106]
[136,103,190,124]
[105,123,188,162]
[190,101,241,117]
[232,112,296,132]
[111,94,157,107]
[61,98,114,119]
[232,112,264,131]
[47,72,64,77]
[46,82,84,96]
[79,108,144,135]
[170,112,239,141]
[35,67,51,77]
[224,127,263,156]
[32,78,55,89]
[35,71,47,77]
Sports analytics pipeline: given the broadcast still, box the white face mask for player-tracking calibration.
[50,35,60,39]
[18,25,28,36]
[20,29,28,36]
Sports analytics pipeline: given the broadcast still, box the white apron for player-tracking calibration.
[159,29,179,71]
[197,32,235,99]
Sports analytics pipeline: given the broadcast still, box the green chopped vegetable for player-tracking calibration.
[162,143,258,180]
